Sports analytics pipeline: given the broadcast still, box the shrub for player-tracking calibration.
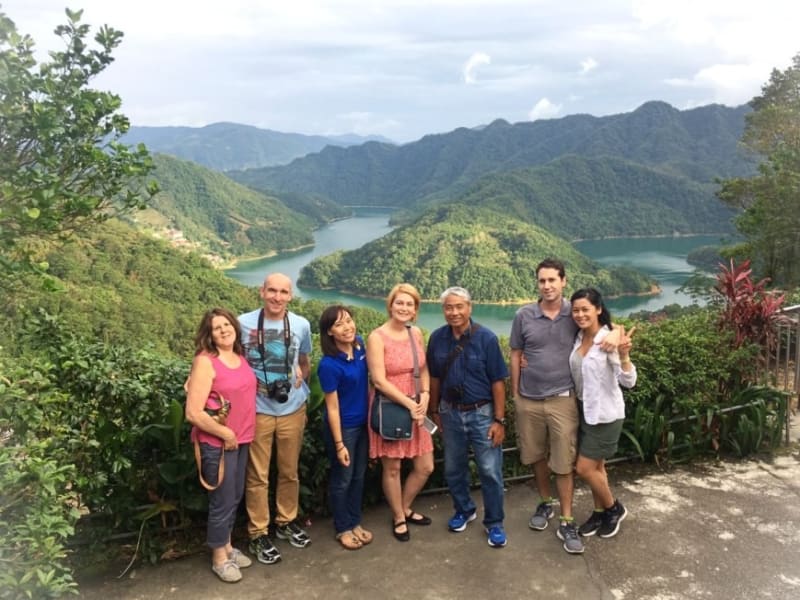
[0,354,80,599]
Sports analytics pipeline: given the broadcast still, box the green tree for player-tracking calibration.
[717,52,800,286]
[0,8,156,270]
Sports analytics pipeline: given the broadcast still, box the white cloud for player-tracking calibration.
[4,0,799,141]
[665,62,769,106]
[463,52,491,84]
[528,98,562,121]
[580,57,598,74]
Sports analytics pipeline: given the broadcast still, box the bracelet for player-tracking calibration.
[421,389,430,393]
[335,440,344,446]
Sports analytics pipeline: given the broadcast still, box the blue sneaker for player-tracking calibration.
[447,510,477,532]
[485,525,507,548]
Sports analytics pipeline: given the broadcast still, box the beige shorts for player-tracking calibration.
[514,394,578,475]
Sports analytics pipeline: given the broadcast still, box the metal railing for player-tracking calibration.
[764,304,800,443]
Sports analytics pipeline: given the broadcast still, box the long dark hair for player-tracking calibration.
[319,305,358,357]
[570,287,613,329]
[194,307,244,355]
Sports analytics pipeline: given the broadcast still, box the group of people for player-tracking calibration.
[185,260,636,583]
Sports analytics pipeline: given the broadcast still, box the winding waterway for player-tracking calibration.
[226,210,720,334]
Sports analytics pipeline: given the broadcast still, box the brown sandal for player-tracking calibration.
[336,530,364,550]
[353,525,373,545]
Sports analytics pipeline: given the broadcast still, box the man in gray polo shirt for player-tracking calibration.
[510,258,617,555]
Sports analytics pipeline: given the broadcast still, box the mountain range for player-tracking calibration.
[123,122,393,171]
[227,101,754,229]
[118,101,754,300]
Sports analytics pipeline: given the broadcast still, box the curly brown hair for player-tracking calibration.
[193,307,244,356]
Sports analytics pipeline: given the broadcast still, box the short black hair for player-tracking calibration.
[536,258,566,279]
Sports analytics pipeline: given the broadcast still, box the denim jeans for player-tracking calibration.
[440,401,504,527]
[200,442,250,548]
[323,424,368,534]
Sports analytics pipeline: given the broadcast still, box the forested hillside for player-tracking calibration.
[298,204,655,302]
[451,155,735,239]
[123,122,393,170]
[2,220,259,357]
[130,154,348,261]
[230,102,754,230]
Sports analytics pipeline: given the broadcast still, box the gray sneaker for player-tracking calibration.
[528,501,555,530]
[275,521,312,548]
[248,534,281,564]
[556,521,585,554]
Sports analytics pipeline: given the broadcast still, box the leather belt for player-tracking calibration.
[451,399,491,411]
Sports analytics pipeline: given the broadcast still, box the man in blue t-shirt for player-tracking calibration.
[239,273,312,565]
[427,286,509,548]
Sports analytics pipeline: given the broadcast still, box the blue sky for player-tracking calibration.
[3,0,798,142]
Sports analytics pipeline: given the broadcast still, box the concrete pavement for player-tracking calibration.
[78,445,800,600]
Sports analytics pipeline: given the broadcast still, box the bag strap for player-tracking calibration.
[195,440,225,491]
[404,323,421,401]
[441,323,479,389]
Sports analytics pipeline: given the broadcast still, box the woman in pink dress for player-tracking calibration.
[367,283,434,541]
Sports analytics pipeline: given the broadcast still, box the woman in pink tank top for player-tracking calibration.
[186,307,256,583]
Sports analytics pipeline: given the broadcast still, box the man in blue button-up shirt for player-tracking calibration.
[427,286,509,548]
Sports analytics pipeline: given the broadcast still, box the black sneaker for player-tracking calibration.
[598,500,628,539]
[275,521,312,548]
[249,534,281,564]
[579,510,605,537]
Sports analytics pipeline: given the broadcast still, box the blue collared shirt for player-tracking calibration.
[426,320,508,404]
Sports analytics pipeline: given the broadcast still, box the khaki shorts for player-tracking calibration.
[514,394,578,475]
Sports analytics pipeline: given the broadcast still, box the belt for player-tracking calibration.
[523,390,575,401]
[450,399,491,411]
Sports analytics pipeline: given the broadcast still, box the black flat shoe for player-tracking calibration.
[392,520,410,541]
[405,510,432,526]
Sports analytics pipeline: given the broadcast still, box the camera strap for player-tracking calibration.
[405,322,421,401]
[441,323,479,390]
[256,310,292,382]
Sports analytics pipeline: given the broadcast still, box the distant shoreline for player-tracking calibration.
[300,283,664,307]
[219,229,725,270]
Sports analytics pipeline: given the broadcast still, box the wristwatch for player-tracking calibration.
[493,417,507,427]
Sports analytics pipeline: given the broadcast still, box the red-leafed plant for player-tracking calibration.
[715,258,785,351]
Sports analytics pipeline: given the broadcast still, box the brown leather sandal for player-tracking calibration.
[353,525,373,545]
[336,530,364,550]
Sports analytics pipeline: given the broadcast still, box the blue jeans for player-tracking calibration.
[323,423,368,534]
[440,401,504,527]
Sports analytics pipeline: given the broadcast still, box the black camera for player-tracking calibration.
[445,385,464,403]
[268,379,291,403]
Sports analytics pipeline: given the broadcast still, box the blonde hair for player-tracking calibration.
[386,283,421,317]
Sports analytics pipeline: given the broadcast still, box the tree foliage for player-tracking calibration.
[717,52,800,286]
[135,154,320,260]
[0,8,156,270]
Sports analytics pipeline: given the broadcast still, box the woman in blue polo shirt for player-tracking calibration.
[318,305,372,550]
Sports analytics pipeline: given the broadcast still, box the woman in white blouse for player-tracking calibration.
[569,287,636,540]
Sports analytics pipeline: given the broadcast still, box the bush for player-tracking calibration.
[0,354,80,599]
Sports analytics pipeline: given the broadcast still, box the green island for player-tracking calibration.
[298,204,656,303]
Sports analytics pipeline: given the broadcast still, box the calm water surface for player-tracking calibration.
[226,211,721,334]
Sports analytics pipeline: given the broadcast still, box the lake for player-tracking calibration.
[226,210,721,334]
